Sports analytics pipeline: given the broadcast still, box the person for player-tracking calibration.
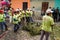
[8,10,12,23]
[29,9,33,22]
[41,10,45,16]
[4,5,9,17]
[26,9,31,24]
[16,10,21,27]
[55,7,59,22]
[0,10,4,32]
[52,8,56,22]
[46,7,52,12]
[21,10,26,26]
[3,11,8,31]
[59,10,60,21]
[13,11,19,32]
[40,10,54,40]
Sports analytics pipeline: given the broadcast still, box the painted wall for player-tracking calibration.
[30,0,54,10]
[54,0,60,8]
[11,0,30,10]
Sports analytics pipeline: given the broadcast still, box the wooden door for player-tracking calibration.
[42,2,49,12]
[23,2,28,10]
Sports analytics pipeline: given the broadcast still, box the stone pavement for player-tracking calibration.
[0,30,40,40]
[0,20,60,40]
[0,28,51,40]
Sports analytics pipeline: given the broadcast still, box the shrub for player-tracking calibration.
[22,23,41,35]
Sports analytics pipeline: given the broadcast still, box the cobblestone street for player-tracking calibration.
[0,20,60,40]
[0,20,53,40]
[0,29,45,40]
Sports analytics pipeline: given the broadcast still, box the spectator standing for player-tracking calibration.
[40,10,54,40]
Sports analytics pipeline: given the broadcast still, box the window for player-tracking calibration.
[23,2,28,10]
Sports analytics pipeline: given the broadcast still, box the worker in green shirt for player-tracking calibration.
[16,10,22,27]
[0,10,8,32]
[21,10,26,26]
[0,10,4,32]
[13,11,19,33]
[40,11,54,40]
[26,9,31,24]
[29,9,33,22]
[2,13,8,31]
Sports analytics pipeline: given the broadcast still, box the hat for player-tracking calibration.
[20,9,21,10]
[10,8,12,10]
[0,10,4,14]
[46,10,53,14]
[16,9,20,11]
[27,8,29,10]
[26,11,29,13]
[22,11,25,13]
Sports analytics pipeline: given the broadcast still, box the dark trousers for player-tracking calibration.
[26,17,30,23]
[40,30,50,40]
[14,24,19,32]
[3,22,8,30]
[58,13,60,21]
[30,17,33,22]
[0,22,3,32]
[18,22,21,29]
[18,22,21,26]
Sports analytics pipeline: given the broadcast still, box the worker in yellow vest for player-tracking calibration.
[2,12,8,31]
[16,10,22,27]
[21,10,26,26]
[26,9,31,24]
[0,10,8,32]
[13,11,19,32]
[40,10,54,40]
[0,10,4,32]
[29,9,33,22]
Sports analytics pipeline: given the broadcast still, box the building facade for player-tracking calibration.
[11,0,30,10]
[0,0,60,10]
[55,0,60,8]
[30,0,54,10]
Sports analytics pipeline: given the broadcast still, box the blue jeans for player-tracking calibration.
[0,22,4,32]
[2,22,8,30]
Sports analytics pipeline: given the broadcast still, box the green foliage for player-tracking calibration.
[22,23,60,40]
[50,25,60,40]
[22,23,41,35]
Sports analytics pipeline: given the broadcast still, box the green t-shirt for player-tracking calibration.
[41,15,54,32]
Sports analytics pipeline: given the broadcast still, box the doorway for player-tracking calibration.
[41,2,49,12]
[23,2,28,10]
